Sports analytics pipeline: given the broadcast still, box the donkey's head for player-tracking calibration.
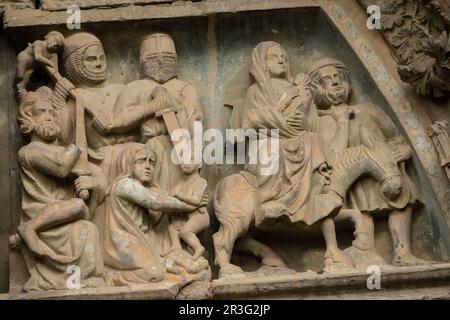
[361,128,403,200]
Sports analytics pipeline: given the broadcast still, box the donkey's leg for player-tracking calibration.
[334,209,374,250]
[235,235,286,267]
[321,217,355,267]
[389,206,430,266]
[213,225,244,277]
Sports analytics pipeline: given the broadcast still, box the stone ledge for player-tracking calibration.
[212,263,450,299]
[2,264,450,299]
[1,281,179,300]
[40,0,177,12]
[2,269,211,300]
[3,0,319,29]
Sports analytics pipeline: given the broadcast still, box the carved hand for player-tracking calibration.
[393,143,412,162]
[151,86,173,113]
[59,77,75,92]
[199,191,209,207]
[286,112,307,129]
[91,111,112,134]
[329,105,352,122]
[75,176,98,194]
[279,86,300,110]
[55,77,75,99]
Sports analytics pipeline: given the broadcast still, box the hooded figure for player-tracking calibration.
[102,143,207,286]
[240,41,342,227]
[102,143,166,285]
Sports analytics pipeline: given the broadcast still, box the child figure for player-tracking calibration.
[16,31,65,100]
[170,160,210,260]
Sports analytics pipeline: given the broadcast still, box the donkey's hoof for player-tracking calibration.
[262,255,287,268]
[219,264,245,278]
[324,249,355,271]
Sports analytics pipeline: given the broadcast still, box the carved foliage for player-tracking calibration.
[361,0,450,98]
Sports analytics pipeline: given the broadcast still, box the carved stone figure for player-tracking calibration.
[102,143,208,286]
[58,32,171,182]
[428,120,450,181]
[212,42,407,277]
[15,31,65,100]
[15,87,104,291]
[307,57,427,266]
[114,33,209,264]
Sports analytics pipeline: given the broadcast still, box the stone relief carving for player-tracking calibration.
[12,31,210,292]
[212,42,428,278]
[15,31,65,101]
[307,57,428,267]
[359,0,450,98]
[10,30,438,293]
[428,120,450,181]
[14,87,105,291]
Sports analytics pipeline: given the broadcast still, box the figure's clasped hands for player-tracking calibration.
[151,86,173,114]
[91,111,113,134]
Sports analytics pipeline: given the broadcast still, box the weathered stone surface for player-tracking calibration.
[41,0,195,11]
[0,0,449,300]
[212,263,450,299]
[0,1,34,15]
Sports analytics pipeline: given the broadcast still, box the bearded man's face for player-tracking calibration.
[314,65,351,108]
[32,101,61,142]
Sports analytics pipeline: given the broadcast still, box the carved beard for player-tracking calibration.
[34,122,61,142]
[63,49,108,87]
[314,84,351,109]
[142,56,177,83]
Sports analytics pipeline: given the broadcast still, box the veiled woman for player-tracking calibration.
[240,41,343,228]
[102,143,208,286]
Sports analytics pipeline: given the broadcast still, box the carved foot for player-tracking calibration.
[17,223,76,265]
[344,245,387,269]
[324,248,355,269]
[352,230,373,251]
[392,251,433,266]
[192,246,206,261]
[165,249,209,275]
[218,263,245,278]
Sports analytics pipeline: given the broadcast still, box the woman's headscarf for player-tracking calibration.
[107,143,155,195]
[249,41,293,111]
[243,41,319,136]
